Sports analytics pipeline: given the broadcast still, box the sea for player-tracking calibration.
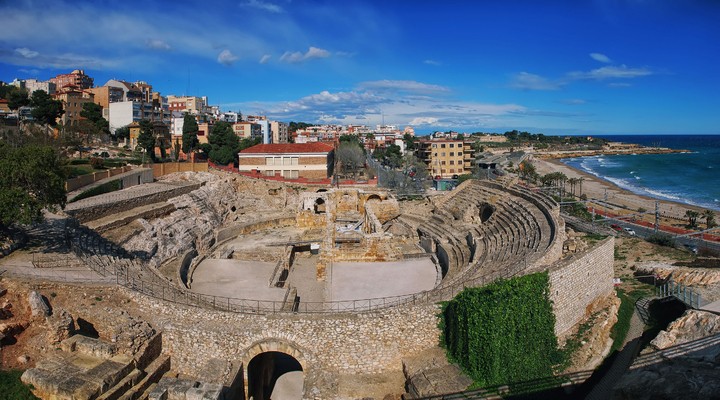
[560,134,720,211]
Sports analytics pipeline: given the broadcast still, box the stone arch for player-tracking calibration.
[480,204,494,223]
[313,198,326,214]
[366,194,382,202]
[241,338,308,400]
[316,188,328,193]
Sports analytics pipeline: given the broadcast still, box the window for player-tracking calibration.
[432,144,437,148]
[283,170,299,179]
[450,152,454,156]
[264,170,275,177]
[441,169,446,173]
[291,157,299,165]
[449,143,455,148]
[441,160,446,165]
[457,143,463,148]
[266,157,274,165]
[458,160,463,165]
[441,152,446,157]
[450,160,454,165]
[441,144,446,148]
[450,168,455,173]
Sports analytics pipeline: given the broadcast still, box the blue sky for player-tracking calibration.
[1,0,719,135]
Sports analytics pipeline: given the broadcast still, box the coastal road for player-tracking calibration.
[599,218,720,256]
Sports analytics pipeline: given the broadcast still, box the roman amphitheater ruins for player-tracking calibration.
[3,170,617,399]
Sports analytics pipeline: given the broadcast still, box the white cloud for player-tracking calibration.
[409,117,439,125]
[146,39,171,51]
[259,54,271,64]
[359,80,450,94]
[225,84,527,130]
[590,52,612,63]
[423,59,441,66]
[570,65,653,80]
[280,46,330,63]
[217,49,239,65]
[560,99,587,105]
[239,0,283,13]
[509,72,563,91]
[15,47,39,58]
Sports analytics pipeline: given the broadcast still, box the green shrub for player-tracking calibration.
[441,272,562,387]
[646,233,675,247]
[89,157,104,169]
[0,370,39,399]
[71,180,121,202]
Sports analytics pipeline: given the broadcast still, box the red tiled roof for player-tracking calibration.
[240,143,334,154]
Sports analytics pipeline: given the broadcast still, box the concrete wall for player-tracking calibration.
[65,166,134,192]
[145,162,209,178]
[549,237,615,340]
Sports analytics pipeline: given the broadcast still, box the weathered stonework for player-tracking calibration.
[549,237,615,340]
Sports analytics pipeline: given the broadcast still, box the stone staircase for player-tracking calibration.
[22,335,170,400]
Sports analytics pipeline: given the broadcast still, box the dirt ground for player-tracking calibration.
[0,278,134,370]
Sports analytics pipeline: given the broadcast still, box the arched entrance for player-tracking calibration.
[247,352,303,400]
[242,339,307,400]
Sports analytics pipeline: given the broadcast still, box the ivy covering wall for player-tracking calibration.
[442,272,562,387]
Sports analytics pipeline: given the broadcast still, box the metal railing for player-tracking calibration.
[656,279,704,309]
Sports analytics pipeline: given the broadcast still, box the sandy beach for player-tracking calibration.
[530,156,712,230]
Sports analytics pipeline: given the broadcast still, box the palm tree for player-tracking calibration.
[685,210,700,228]
[702,209,716,229]
[578,177,584,196]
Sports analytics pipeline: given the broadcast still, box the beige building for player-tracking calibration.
[416,139,474,178]
[238,143,334,180]
[233,121,261,140]
[270,120,289,143]
[167,95,208,115]
[54,87,95,127]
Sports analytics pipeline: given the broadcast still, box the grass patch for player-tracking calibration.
[70,180,121,202]
[0,370,39,400]
[62,164,95,179]
[609,288,634,353]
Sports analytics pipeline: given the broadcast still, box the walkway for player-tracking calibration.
[66,167,152,201]
[585,308,645,400]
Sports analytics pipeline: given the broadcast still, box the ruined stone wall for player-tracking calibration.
[129,292,441,375]
[367,198,400,224]
[549,237,615,340]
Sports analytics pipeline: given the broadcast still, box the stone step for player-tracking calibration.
[97,368,145,400]
[117,354,171,400]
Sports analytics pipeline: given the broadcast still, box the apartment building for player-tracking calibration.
[50,70,94,91]
[270,120,289,143]
[233,121,261,140]
[53,87,95,126]
[415,139,474,178]
[167,95,208,115]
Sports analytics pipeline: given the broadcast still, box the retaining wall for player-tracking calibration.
[65,166,133,192]
[549,237,615,340]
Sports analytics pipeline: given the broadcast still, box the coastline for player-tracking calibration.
[531,156,710,228]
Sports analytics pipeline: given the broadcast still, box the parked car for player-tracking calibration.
[611,224,622,231]
[683,244,698,254]
[623,227,636,236]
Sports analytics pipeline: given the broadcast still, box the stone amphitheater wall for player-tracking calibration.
[214,216,297,244]
[67,183,201,222]
[133,292,441,376]
[549,237,615,340]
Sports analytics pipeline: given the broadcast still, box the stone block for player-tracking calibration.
[62,335,118,359]
[28,291,51,317]
[45,308,75,344]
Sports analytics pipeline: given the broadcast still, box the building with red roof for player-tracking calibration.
[238,143,335,181]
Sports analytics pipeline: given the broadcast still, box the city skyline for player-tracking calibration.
[1,0,719,135]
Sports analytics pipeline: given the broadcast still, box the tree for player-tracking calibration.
[518,160,536,183]
[702,209,716,229]
[181,113,199,155]
[29,90,64,126]
[207,121,239,165]
[403,133,416,151]
[79,102,110,143]
[0,141,66,228]
[137,119,156,162]
[336,141,365,178]
[5,86,30,110]
[685,210,700,229]
[114,125,130,143]
[173,138,181,161]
